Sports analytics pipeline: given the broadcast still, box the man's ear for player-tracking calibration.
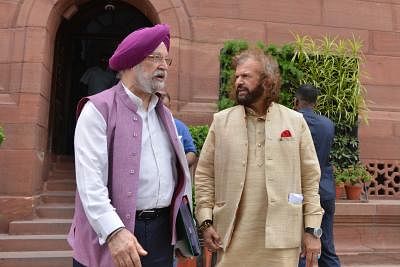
[294,97,299,110]
[262,78,274,96]
[262,77,270,89]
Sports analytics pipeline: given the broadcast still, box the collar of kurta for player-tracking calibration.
[244,107,268,121]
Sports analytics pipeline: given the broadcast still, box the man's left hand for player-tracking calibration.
[300,232,321,267]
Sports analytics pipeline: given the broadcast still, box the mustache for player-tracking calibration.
[153,70,167,79]
[236,85,249,93]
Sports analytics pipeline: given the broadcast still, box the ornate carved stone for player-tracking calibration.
[363,160,400,199]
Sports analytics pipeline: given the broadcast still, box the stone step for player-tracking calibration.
[40,191,75,204]
[334,199,400,261]
[339,251,400,267]
[9,219,72,235]
[0,234,69,252]
[36,203,75,219]
[52,159,75,171]
[45,179,76,191]
[0,251,72,267]
[48,169,75,180]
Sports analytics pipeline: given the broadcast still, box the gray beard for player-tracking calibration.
[135,66,167,94]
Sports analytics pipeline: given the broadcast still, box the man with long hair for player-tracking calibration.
[195,48,323,267]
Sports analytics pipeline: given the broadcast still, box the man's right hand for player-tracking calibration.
[202,226,222,252]
[107,228,148,267]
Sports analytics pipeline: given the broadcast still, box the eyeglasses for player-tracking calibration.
[146,54,172,66]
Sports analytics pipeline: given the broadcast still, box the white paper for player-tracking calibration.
[288,193,303,204]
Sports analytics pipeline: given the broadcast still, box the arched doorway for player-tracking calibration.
[49,0,153,155]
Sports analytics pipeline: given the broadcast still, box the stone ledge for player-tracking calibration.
[335,200,400,223]
[339,251,400,266]
[334,200,400,254]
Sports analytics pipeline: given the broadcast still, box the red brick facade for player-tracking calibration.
[0,0,399,230]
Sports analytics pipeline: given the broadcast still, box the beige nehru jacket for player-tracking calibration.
[195,103,323,250]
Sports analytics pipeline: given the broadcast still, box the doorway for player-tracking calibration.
[49,0,153,155]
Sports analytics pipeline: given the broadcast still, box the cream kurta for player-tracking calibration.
[216,109,299,267]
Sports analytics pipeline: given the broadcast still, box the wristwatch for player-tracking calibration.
[198,220,213,232]
[305,227,323,238]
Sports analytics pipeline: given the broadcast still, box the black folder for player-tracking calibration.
[175,195,201,257]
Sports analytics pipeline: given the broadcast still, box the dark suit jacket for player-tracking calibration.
[300,108,335,201]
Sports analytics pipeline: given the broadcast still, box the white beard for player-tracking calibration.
[135,66,167,94]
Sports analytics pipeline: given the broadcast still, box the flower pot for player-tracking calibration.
[335,184,346,200]
[345,184,362,200]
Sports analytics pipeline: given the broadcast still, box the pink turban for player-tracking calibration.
[109,24,170,71]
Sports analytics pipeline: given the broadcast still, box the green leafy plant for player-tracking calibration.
[218,96,235,111]
[334,172,346,186]
[292,34,367,126]
[219,40,249,104]
[189,125,210,155]
[0,126,5,145]
[334,164,372,186]
[330,133,359,170]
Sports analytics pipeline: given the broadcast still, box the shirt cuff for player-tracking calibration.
[93,210,125,245]
[196,207,213,225]
[304,214,323,229]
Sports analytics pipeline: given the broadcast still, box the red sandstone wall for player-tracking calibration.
[0,0,399,226]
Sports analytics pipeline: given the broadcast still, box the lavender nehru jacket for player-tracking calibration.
[67,82,188,267]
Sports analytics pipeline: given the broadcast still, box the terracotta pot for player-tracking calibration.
[335,185,346,199]
[345,184,362,200]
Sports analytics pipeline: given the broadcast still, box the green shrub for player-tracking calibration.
[0,126,4,145]
[330,132,359,170]
[189,125,210,155]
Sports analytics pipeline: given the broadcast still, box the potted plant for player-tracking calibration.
[334,167,347,200]
[341,164,372,200]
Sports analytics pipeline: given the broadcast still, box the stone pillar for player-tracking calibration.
[0,0,55,232]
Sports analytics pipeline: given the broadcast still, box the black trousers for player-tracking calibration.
[134,210,174,267]
[73,259,85,267]
[73,210,173,267]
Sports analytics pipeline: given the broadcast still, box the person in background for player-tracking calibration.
[80,54,117,95]
[68,24,191,267]
[195,48,323,267]
[160,91,197,168]
[295,84,341,267]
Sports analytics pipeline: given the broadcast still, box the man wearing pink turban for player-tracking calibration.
[68,24,192,267]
